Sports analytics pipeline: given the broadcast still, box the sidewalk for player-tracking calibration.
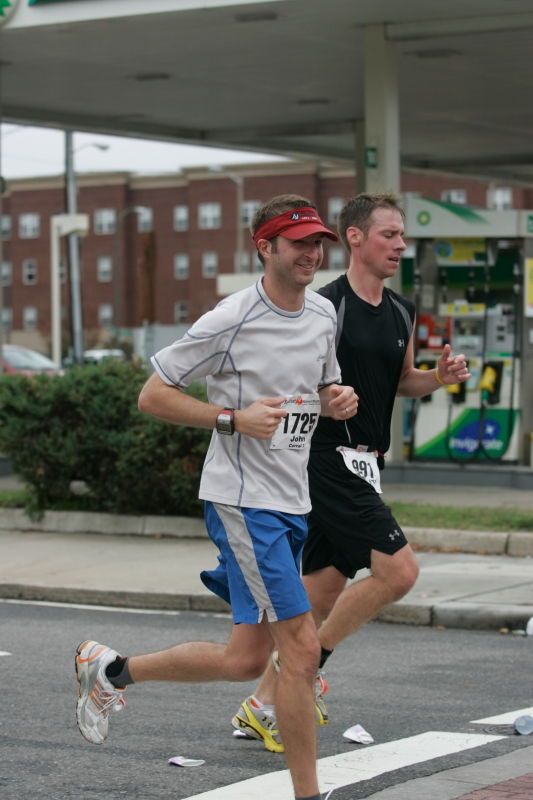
[1,476,532,630]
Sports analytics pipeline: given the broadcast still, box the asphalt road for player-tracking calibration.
[1,601,532,800]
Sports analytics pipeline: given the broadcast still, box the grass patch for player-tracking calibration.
[0,490,531,532]
[390,502,533,533]
[0,489,29,508]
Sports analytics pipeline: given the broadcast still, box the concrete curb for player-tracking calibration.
[4,581,532,632]
[0,583,229,613]
[0,508,207,539]
[378,601,533,631]
[1,508,532,556]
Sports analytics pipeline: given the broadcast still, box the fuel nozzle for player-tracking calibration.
[479,362,502,405]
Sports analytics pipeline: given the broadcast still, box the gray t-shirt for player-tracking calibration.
[152,279,341,514]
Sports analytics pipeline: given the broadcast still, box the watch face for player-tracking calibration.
[216,412,233,435]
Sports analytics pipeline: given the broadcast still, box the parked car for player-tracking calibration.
[1,344,63,376]
[83,349,127,364]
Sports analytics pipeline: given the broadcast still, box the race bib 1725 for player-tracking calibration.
[270,394,321,450]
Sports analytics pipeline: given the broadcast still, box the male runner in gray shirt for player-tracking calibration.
[74,193,358,800]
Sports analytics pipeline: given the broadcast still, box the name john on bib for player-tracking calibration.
[270,394,321,450]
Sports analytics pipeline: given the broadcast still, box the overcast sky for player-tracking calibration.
[1,124,289,180]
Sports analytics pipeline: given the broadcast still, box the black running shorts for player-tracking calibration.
[304,448,408,579]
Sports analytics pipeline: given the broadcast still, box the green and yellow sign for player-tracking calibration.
[0,0,20,25]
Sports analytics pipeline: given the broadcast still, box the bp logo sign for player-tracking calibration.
[0,0,20,26]
[417,210,431,226]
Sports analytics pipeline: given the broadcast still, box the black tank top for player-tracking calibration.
[312,274,415,455]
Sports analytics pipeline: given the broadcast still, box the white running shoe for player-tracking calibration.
[75,640,126,744]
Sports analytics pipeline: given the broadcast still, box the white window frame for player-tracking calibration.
[328,246,346,270]
[328,197,343,225]
[174,253,190,280]
[137,207,153,233]
[98,303,114,328]
[94,208,117,235]
[1,214,11,239]
[202,251,218,278]
[97,255,113,283]
[22,259,38,286]
[174,301,188,322]
[198,202,222,230]
[1,261,12,287]
[173,204,189,232]
[23,306,38,330]
[487,186,513,211]
[1,307,12,329]
[441,189,467,205]
[19,212,40,239]
[235,251,250,273]
[241,200,261,227]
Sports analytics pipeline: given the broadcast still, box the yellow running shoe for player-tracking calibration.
[231,696,284,753]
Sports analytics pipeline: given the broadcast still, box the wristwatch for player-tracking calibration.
[215,407,235,435]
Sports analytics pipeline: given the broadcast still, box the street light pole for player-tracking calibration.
[64,131,84,364]
[50,213,89,367]
[64,134,109,363]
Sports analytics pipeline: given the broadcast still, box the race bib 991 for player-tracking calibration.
[270,394,321,450]
[336,447,382,493]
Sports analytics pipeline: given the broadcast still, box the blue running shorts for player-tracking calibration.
[201,502,310,625]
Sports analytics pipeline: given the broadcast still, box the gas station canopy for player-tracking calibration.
[3,0,533,182]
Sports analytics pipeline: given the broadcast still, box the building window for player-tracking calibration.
[98,303,114,328]
[202,251,218,278]
[235,251,249,273]
[1,214,11,239]
[441,189,467,205]
[22,259,38,286]
[137,207,153,232]
[94,208,117,235]
[241,200,261,227]
[174,301,188,322]
[174,253,189,280]
[173,204,189,232]
[198,202,221,230]
[1,261,12,287]
[1,308,12,330]
[252,252,263,272]
[328,197,343,225]
[23,306,38,330]
[328,247,346,270]
[487,187,513,210]
[19,213,40,239]
[97,255,113,283]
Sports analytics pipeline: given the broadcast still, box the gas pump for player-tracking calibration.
[402,197,527,463]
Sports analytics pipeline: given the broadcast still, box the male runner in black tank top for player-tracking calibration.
[236,193,471,751]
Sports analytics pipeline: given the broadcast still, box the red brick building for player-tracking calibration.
[1,161,531,355]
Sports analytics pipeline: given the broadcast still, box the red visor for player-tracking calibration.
[252,207,338,245]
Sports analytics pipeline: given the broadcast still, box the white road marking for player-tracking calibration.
[0,598,228,619]
[471,707,533,724]
[182,731,504,800]
[0,650,12,656]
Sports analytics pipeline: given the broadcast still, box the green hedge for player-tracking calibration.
[0,362,211,518]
